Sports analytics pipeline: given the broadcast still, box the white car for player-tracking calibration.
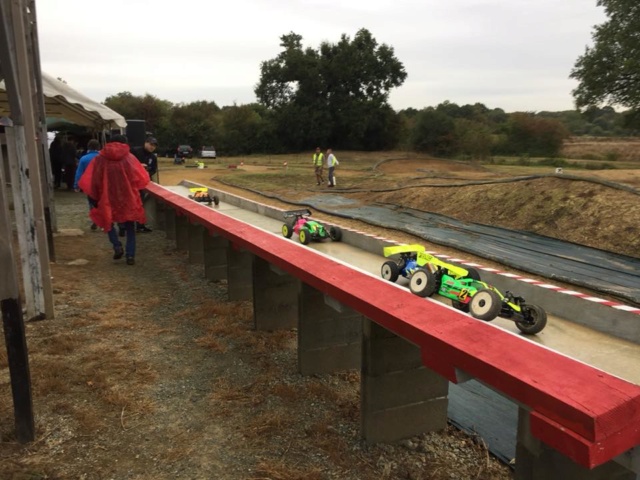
[200,146,216,159]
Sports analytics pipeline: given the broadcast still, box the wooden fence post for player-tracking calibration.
[0,134,36,443]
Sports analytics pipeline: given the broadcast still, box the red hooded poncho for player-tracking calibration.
[78,142,150,231]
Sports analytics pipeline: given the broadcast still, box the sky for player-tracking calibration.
[36,0,606,113]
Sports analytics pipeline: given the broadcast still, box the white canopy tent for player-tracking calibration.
[0,71,126,130]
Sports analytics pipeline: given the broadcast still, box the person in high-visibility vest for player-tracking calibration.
[312,147,325,186]
[326,148,339,187]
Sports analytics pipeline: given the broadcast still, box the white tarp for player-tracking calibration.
[0,71,126,129]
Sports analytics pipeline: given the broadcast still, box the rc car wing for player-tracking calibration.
[283,209,312,219]
[383,244,426,258]
[416,251,469,278]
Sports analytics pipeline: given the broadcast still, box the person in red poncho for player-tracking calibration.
[78,134,150,265]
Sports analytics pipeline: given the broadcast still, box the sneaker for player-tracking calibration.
[126,257,135,265]
[136,225,152,233]
[113,246,124,260]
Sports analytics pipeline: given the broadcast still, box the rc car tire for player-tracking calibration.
[299,227,311,245]
[282,222,295,238]
[381,261,400,283]
[409,268,437,297]
[329,226,342,241]
[469,288,502,321]
[465,267,481,281]
[516,304,548,335]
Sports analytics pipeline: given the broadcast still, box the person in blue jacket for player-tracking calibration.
[74,139,101,229]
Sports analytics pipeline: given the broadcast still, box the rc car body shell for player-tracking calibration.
[282,209,342,245]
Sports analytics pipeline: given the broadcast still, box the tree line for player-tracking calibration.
[104,2,639,159]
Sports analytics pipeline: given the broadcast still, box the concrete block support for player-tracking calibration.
[298,283,362,375]
[252,258,299,331]
[144,194,160,230]
[203,233,229,281]
[188,223,205,264]
[154,198,166,231]
[164,207,176,241]
[361,319,449,444]
[227,246,254,301]
[514,408,636,480]
[175,215,189,252]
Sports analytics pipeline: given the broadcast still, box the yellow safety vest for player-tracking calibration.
[313,153,324,166]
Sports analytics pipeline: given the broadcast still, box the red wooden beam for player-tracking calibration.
[147,183,640,468]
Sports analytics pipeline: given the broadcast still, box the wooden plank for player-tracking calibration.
[0,126,35,444]
[7,0,53,319]
[147,183,640,468]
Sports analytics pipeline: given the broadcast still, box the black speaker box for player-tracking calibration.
[126,120,146,148]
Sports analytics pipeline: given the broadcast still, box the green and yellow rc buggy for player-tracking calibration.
[381,244,547,335]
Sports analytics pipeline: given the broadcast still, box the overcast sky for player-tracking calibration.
[36,0,605,113]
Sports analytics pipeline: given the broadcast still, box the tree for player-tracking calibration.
[255,29,407,150]
[503,114,570,157]
[167,101,221,151]
[454,119,493,160]
[570,0,640,111]
[410,108,455,155]
[104,92,173,134]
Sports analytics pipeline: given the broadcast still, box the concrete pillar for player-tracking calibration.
[515,409,636,480]
[204,232,228,281]
[253,258,299,331]
[175,215,189,252]
[164,207,176,241]
[361,319,449,444]
[188,223,204,264]
[144,194,158,229]
[227,245,253,301]
[298,283,361,375]
[154,198,166,231]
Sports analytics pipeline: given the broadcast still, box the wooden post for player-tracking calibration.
[0,132,36,444]
[26,0,58,246]
[4,0,54,319]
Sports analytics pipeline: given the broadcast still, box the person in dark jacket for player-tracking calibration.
[130,136,158,179]
[128,136,158,233]
[78,134,149,265]
[49,135,63,188]
[61,137,78,190]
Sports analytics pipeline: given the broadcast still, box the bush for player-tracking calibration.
[604,151,620,161]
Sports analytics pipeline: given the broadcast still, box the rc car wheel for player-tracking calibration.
[515,304,548,335]
[451,300,470,312]
[298,227,311,245]
[381,261,400,283]
[213,195,220,206]
[329,226,342,241]
[282,222,295,238]
[468,289,502,321]
[465,267,481,281]
[409,268,437,297]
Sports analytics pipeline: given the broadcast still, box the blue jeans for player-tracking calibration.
[107,221,135,257]
[328,167,335,186]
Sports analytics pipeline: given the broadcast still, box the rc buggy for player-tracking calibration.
[281,209,342,245]
[188,187,219,206]
[381,244,547,335]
